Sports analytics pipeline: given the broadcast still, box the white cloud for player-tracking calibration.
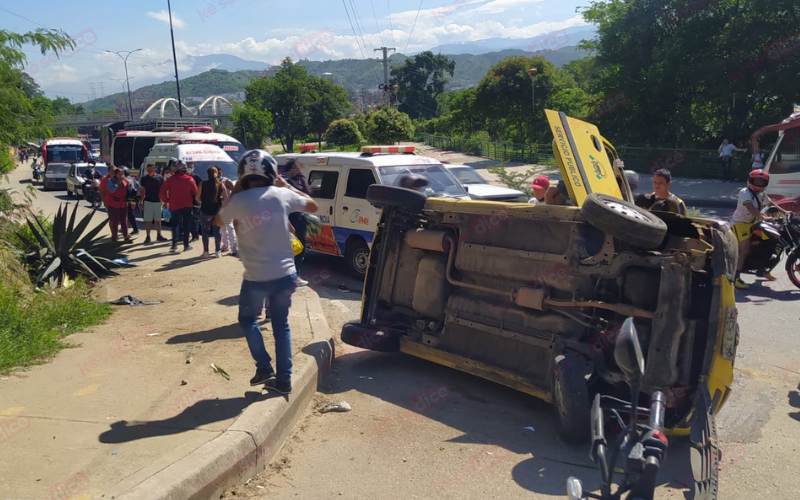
[472,0,547,15]
[146,10,186,29]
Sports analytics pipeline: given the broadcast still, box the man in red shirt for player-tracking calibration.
[160,160,198,252]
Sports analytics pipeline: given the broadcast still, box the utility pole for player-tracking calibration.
[374,47,395,107]
[167,0,184,117]
[99,82,105,98]
[89,83,96,101]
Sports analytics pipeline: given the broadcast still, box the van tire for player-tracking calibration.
[345,239,370,279]
[580,193,668,249]
[552,354,592,444]
[366,185,427,212]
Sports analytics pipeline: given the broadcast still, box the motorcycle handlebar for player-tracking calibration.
[649,391,665,432]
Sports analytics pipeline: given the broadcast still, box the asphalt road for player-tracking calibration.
[221,207,800,500]
[22,175,800,499]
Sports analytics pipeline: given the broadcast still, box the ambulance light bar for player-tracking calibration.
[360,145,416,155]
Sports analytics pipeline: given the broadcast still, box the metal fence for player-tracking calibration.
[415,133,752,180]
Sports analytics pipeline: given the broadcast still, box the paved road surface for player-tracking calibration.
[221,214,800,500]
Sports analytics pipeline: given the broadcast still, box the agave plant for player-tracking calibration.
[14,202,127,287]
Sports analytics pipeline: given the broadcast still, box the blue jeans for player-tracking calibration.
[238,273,298,382]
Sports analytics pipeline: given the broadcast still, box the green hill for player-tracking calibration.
[83,47,590,112]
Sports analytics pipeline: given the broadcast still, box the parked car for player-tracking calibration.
[342,109,737,463]
[42,162,71,191]
[66,162,108,198]
[444,164,527,202]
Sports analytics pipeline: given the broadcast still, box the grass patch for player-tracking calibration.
[0,273,112,374]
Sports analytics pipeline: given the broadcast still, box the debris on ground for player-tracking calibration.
[337,284,350,293]
[210,363,230,380]
[181,380,188,386]
[318,401,352,413]
[106,295,163,306]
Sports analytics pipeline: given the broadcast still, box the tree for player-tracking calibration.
[364,107,414,144]
[473,56,579,143]
[0,28,75,173]
[19,72,44,99]
[307,77,350,148]
[230,102,274,149]
[391,51,455,120]
[582,0,800,146]
[245,59,313,153]
[325,119,363,150]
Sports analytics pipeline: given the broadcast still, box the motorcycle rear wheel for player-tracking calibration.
[786,253,800,289]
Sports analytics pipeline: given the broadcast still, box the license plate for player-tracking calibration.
[721,306,738,361]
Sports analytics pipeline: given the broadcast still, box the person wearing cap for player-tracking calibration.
[216,150,319,395]
[281,159,311,275]
[528,176,550,204]
[159,161,198,252]
[397,173,429,192]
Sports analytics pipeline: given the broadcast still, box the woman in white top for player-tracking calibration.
[214,166,238,256]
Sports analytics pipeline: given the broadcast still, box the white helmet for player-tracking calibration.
[237,149,277,189]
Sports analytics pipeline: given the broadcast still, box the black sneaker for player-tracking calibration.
[170,245,178,252]
[250,368,276,386]
[143,236,152,245]
[157,235,169,242]
[273,380,292,394]
[184,245,193,252]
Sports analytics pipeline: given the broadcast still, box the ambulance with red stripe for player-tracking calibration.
[752,105,800,213]
[276,146,470,278]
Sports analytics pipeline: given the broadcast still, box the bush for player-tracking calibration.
[364,107,414,144]
[325,119,363,150]
[0,258,111,373]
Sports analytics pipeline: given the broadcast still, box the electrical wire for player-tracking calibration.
[349,0,373,53]
[341,0,367,60]
[370,0,385,47]
[403,0,425,56]
[386,0,396,47]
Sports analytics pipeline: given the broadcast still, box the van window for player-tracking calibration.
[345,169,377,199]
[308,170,339,199]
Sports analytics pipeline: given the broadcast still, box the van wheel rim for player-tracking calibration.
[354,250,368,273]
[604,200,650,222]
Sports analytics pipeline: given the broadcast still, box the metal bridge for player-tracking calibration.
[50,95,235,128]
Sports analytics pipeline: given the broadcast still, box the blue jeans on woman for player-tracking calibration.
[201,214,221,252]
[238,273,298,383]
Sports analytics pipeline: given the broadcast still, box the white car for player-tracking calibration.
[444,164,527,202]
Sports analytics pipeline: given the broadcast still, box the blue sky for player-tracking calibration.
[0,0,590,100]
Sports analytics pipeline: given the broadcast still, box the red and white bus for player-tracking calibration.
[41,138,88,169]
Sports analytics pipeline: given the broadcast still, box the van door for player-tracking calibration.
[338,167,380,245]
[307,167,343,256]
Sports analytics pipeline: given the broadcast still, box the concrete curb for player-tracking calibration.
[116,288,335,500]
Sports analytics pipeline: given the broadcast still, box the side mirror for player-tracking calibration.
[614,317,645,385]
[464,185,469,192]
[566,477,584,500]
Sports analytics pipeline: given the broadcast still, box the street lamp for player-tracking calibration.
[110,77,134,117]
[528,67,538,140]
[106,48,143,120]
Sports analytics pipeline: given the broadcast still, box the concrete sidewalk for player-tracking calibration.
[412,143,741,209]
[0,164,334,500]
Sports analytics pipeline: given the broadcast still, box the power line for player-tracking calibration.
[386,0,396,47]
[349,0,373,53]
[341,0,367,60]
[370,0,385,47]
[404,0,425,56]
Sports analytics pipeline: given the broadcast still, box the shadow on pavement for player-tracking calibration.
[309,345,701,497]
[98,392,275,444]
[167,323,242,344]
[155,255,199,272]
[788,382,800,423]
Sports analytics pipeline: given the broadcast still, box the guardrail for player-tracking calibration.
[415,133,752,180]
[52,114,125,124]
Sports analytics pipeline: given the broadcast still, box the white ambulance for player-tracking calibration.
[140,142,239,181]
[275,145,470,277]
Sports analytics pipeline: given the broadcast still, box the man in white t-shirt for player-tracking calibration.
[718,138,747,181]
[217,150,319,394]
[730,169,787,289]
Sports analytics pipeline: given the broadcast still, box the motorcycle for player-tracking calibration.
[741,210,800,288]
[32,162,42,182]
[84,179,102,209]
[566,318,669,500]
